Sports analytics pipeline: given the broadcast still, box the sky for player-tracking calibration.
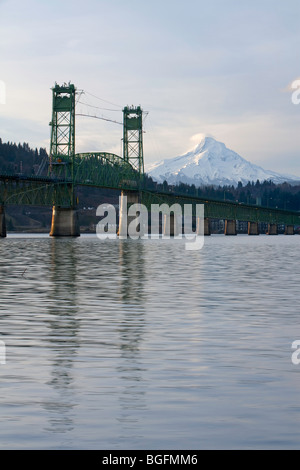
[0,0,299,175]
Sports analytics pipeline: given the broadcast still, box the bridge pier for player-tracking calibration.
[204,218,211,236]
[285,225,294,235]
[196,217,211,236]
[267,223,278,235]
[248,221,259,236]
[225,219,237,236]
[118,190,140,238]
[50,206,80,237]
[0,205,6,238]
[163,213,181,237]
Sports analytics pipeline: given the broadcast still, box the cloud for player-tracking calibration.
[189,133,215,148]
[0,0,299,176]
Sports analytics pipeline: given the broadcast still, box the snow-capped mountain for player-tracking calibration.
[146,135,300,187]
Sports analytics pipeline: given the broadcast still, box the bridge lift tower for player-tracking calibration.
[119,106,145,237]
[49,82,76,181]
[49,82,79,236]
[123,106,144,178]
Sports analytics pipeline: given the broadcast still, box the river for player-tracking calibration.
[0,233,299,449]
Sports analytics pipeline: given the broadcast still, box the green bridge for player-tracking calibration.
[0,82,299,237]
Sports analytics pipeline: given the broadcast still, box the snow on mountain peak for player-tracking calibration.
[146,135,300,187]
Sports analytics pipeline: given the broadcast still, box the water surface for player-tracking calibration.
[0,234,299,449]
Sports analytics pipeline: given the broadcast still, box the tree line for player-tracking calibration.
[144,177,300,211]
[0,138,47,175]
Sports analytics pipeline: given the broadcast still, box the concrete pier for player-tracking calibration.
[248,221,259,236]
[197,217,211,236]
[267,223,278,235]
[204,218,211,236]
[225,219,237,236]
[50,206,80,237]
[285,225,294,235]
[118,190,140,237]
[0,205,6,238]
[163,213,181,237]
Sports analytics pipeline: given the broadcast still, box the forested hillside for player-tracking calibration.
[0,138,47,175]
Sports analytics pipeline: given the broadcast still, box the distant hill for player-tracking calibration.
[0,138,47,175]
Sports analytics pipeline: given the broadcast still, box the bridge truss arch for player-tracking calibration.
[73,152,141,190]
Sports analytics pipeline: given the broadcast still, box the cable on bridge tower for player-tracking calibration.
[83,90,122,109]
[77,100,122,112]
[76,89,123,125]
[76,113,123,126]
[75,89,85,105]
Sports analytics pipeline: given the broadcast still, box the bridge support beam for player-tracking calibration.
[0,205,6,238]
[248,221,259,236]
[225,219,237,236]
[197,217,211,236]
[163,213,181,237]
[267,223,278,235]
[204,218,211,236]
[285,225,294,235]
[119,190,140,238]
[50,206,80,237]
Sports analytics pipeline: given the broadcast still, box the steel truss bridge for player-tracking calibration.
[0,82,299,229]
